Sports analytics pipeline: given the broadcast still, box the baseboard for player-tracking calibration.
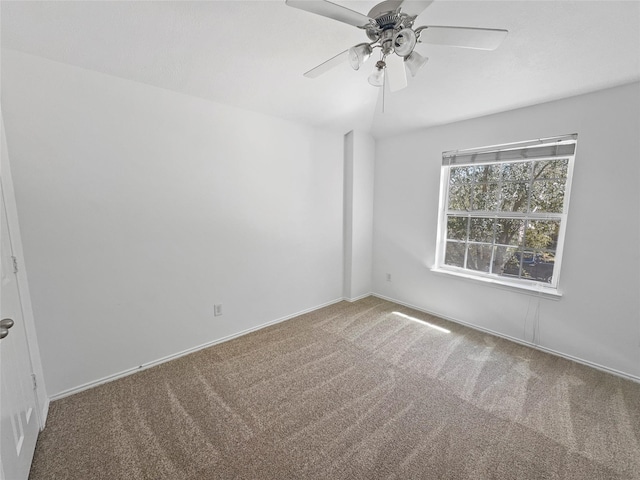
[372,293,640,384]
[344,292,373,302]
[49,297,346,401]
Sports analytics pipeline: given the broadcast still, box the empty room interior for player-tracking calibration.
[1,1,639,479]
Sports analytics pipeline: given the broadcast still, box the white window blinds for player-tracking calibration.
[442,134,577,166]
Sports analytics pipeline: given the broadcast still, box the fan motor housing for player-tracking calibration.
[367,0,404,19]
[365,1,416,43]
[375,12,401,30]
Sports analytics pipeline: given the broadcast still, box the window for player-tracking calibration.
[433,134,577,294]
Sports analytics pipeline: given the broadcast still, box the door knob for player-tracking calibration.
[0,318,15,329]
[0,318,14,339]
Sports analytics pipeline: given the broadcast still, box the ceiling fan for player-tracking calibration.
[285,0,508,92]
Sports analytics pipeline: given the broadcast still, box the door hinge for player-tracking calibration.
[31,374,37,390]
[12,256,18,274]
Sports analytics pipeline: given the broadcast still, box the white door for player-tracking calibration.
[0,183,39,480]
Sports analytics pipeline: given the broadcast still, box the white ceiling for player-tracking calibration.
[2,1,639,138]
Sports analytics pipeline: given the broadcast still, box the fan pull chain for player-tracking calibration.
[382,67,386,114]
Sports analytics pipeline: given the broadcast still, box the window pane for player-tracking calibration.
[531,180,565,213]
[502,161,531,182]
[460,165,479,178]
[446,216,468,241]
[524,220,560,250]
[448,167,471,210]
[495,219,524,247]
[475,164,501,182]
[466,243,492,272]
[520,251,555,283]
[448,184,471,210]
[469,217,495,243]
[500,249,523,278]
[471,183,499,211]
[499,182,529,212]
[493,246,519,276]
[533,159,568,180]
[445,241,466,267]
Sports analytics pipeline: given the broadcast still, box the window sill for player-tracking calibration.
[430,267,563,299]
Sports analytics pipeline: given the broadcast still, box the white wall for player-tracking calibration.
[343,130,375,300]
[373,82,640,379]
[1,50,345,397]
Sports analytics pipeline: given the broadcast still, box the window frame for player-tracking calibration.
[432,135,577,296]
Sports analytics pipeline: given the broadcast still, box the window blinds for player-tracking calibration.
[442,134,577,166]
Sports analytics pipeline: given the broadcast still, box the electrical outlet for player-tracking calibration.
[386,273,392,282]
[214,304,223,316]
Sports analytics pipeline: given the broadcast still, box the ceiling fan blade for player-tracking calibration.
[418,26,508,50]
[385,54,408,92]
[286,0,373,28]
[398,0,434,18]
[303,50,349,78]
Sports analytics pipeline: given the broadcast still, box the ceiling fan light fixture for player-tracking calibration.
[368,60,386,87]
[393,28,417,57]
[348,43,373,70]
[286,0,508,90]
[405,51,428,77]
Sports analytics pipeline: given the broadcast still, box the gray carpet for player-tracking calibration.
[29,296,640,479]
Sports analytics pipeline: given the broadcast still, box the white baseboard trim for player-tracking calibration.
[49,297,346,401]
[344,292,373,303]
[372,293,640,384]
